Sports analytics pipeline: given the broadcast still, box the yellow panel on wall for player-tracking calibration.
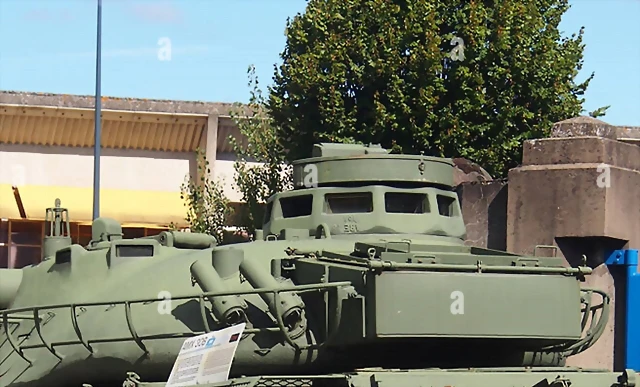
[0,185,21,219]
[0,184,187,226]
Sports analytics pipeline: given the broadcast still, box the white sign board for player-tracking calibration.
[166,323,246,386]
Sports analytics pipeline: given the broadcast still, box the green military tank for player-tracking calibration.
[0,143,634,387]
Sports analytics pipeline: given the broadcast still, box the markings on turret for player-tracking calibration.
[450,290,464,315]
[158,290,172,315]
[343,215,358,233]
[344,224,358,233]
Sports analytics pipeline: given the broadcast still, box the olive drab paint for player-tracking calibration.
[0,143,629,387]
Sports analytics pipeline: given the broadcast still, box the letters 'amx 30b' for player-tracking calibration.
[0,143,634,387]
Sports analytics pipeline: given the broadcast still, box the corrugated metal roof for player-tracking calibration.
[0,104,206,152]
[0,104,247,153]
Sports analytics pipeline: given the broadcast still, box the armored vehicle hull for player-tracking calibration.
[0,143,635,387]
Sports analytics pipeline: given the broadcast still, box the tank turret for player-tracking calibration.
[42,198,71,259]
[0,143,619,387]
[264,143,464,240]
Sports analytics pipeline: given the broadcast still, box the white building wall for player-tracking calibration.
[0,146,261,204]
[0,144,196,192]
[214,151,264,203]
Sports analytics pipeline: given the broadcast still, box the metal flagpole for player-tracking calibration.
[92,0,102,220]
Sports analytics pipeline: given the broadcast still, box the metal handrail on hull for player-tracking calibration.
[1,281,352,365]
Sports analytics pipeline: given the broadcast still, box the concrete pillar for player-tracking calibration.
[506,117,640,371]
[205,114,219,174]
[196,114,219,183]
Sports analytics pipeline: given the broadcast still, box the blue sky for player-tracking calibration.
[0,0,638,126]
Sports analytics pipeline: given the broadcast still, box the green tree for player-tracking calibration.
[175,148,232,244]
[229,65,292,235]
[267,0,608,177]
[588,105,611,119]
